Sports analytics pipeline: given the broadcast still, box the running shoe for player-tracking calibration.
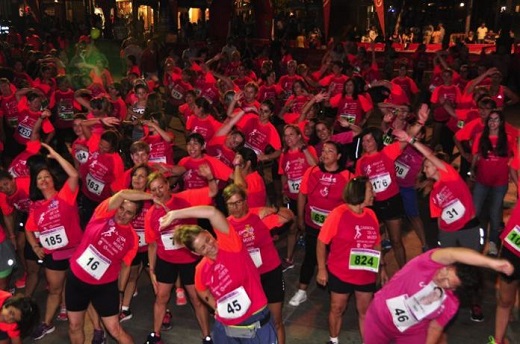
[14,273,26,289]
[145,332,163,344]
[56,308,68,321]
[119,309,133,322]
[282,258,295,272]
[32,322,56,340]
[381,239,392,250]
[176,287,187,306]
[91,329,105,344]
[488,242,498,256]
[202,336,213,343]
[470,304,484,322]
[487,336,499,344]
[288,290,307,306]
[161,309,172,331]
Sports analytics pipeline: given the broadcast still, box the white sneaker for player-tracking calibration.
[488,242,498,256]
[289,290,307,306]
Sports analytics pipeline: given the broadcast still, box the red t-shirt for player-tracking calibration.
[236,118,281,156]
[319,204,380,284]
[356,142,402,201]
[143,134,174,165]
[194,225,267,326]
[278,75,304,100]
[186,115,222,143]
[0,176,31,214]
[52,89,80,129]
[0,291,20,338]
[329,94,373,125]
[26,182,82,257]
[178,155,232,190]
[431,85,462,122]
[279,147,318,200]
[0,93,20,129]
[131,200,152,253]
[319,74,349,97]
[227,208,282,274]
[430,162,476,232]
[257,84,283,103]
[15,108,54,145]
[70,199,139,284]
[300,166,353,230]
[206,136,236,168]
[471,134,515,187]
[244,172,267,208]
[144,188,211,263]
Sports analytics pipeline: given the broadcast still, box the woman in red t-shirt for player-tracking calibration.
[317,176,387,343]
[161,205,277,344]
[119,164,153,322]
[224,184,294,344]
[0,291,39,343]
[470,110,515,255]
[25,143,82,340]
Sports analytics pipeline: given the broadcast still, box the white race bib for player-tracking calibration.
[216,286,252,320]
[160,231,182,250]
[310,206,330,226]
[39,226,69,250]
[386,295,419,332]
[370,173,392,193]
[86,173,105,196]
[136,229,146,248]
[171,88,183,100]
[75,150,89,164]
[348,248,380,273]
[287,178,301,194]
[395,161,410,179]
[149,156,167,164]
[76,245,111,280]
[18,124,32,139]
[340,113,356,123]
[248,248,262,268]
[441,199,465,224]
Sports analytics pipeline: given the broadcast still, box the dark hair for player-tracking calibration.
[194,97,212,115]
[479,110,508,158]
[3,296,40,338]
[186,132,206,146]
[29,165,59,201]
[100,130,120,153]
[0,169,14,181]
[360,127,384,152]
[261,99,275,113]
[127,55,137,65]
[26,91,41,103]
[291,80,307,94]
[123,199,144,217]
[236,147,258,171]
[343,176,369,205]
[89,96,109,112]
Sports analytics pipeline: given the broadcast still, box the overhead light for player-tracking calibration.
[459,2,465,7]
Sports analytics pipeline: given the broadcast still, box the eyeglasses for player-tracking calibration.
[226,199,245,208]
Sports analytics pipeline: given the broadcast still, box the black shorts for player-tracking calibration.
[499,246,520,282]
[131,251,149,267]
[372,193,404,221]
[65,271,119,317]
[260,265,285,304]
[155,257,197,285]
[0,330,7,340]
[17,212,28,233]
[328,271,377,294]
[43,254,69,271]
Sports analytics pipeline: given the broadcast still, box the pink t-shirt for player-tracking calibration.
[278,147,318,200]
[368,249,459,339]
[395,145,424,188]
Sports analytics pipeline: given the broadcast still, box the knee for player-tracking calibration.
[69,320,83,333]
[329,304,346,317]
[155,291,170,305]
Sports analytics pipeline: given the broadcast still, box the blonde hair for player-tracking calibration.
[173,225,205,251]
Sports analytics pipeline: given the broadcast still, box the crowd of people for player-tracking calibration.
[0,22,519,344]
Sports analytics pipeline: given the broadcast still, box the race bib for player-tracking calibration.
[18,124,32,139]
[310,206,330,226]
[395,161,410,179]
[504,225,520,253]
[370,173,391,193]
[76,245,111,280]
[7,117,18,128]
[75,150,89,164]
[287,178,301,194]
[58,111,74,121]
[457,120,464,129]
[386,295,419,332]
[248,248,262,268]
[161,231,182,250]
[441,199,465,224]
[382,134,394,145]
[348,248,380,273]
[86,173,105,196]
[216,286,252,320]
[136,229,146,248]
[149,156,167,164]
[39,226,69,250]
[171,88,183,100]
[340,113,356,124]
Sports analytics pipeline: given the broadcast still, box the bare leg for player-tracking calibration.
[153,282,173,334]
[329,292,349,338]
[68,310,86,344]
[386,218,406,268]
[43,269,66,325]
[495,278,519,343]
[268,302,285,344]
[102,314,134,344]
[24,260,40,297]
[185,284,210,337]
[122,265,140,308]
[355,291,373,341]
[409,216,427,248]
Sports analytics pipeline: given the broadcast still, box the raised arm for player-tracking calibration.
[431,247,514,275]
[160,205,230,234]
[41,142,79,191]
[107,189,153,211]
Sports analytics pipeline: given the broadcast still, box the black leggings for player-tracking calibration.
[298,225,319,286]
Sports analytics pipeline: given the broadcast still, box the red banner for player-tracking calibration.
[323,0,331,40]
[374,0,385,38]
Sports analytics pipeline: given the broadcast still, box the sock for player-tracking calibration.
[329,337,339,344]
[122,306,129,311]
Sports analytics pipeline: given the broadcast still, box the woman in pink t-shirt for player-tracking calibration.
[364,248,512,344]
[224,184,294,344]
